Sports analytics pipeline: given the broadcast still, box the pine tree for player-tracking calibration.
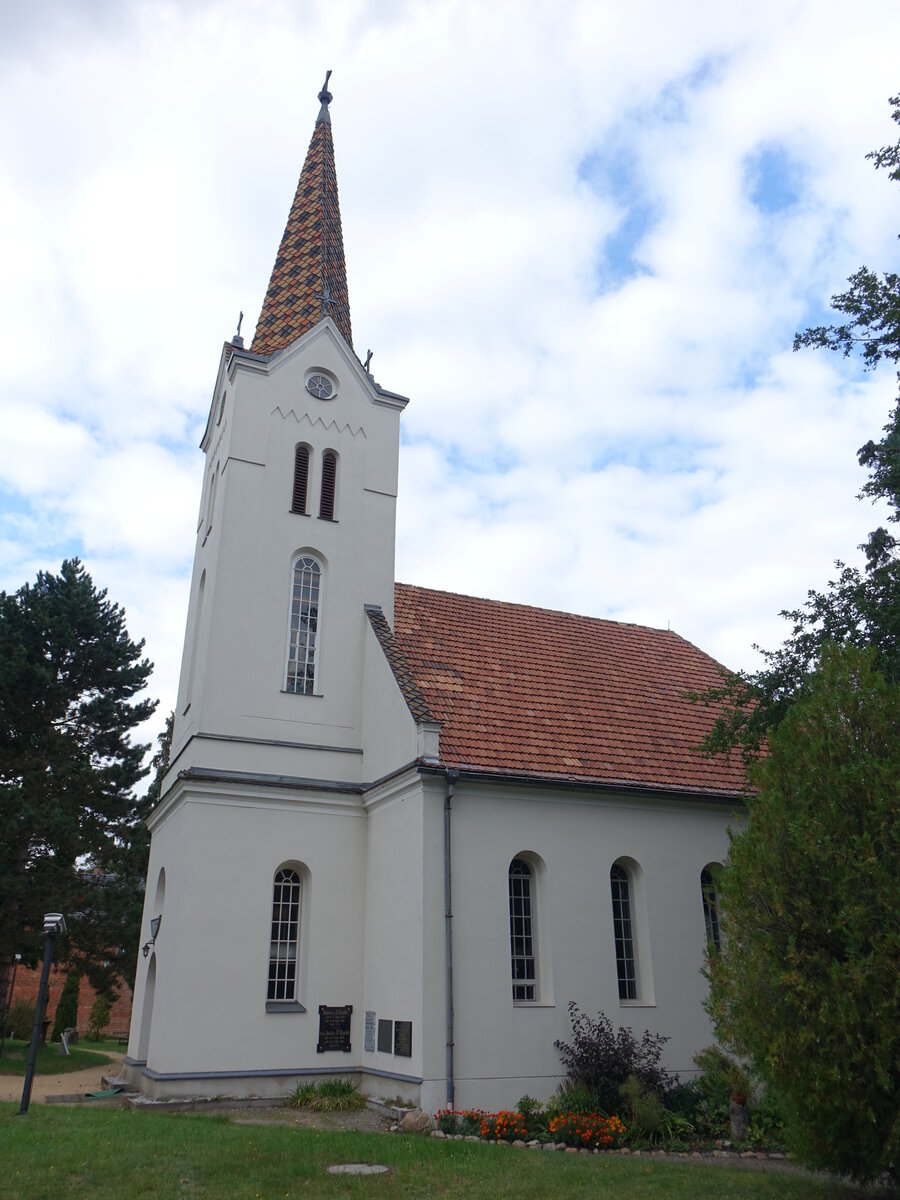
[51,971,81,1041]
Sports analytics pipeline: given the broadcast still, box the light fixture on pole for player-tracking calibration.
[19,914,66,1116]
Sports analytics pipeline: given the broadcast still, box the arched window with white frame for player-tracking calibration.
[267,867,301,1002]
[610,861,637,1001]
[701,865,722,953]
[509,857,537,1002]
[285,556,322,694]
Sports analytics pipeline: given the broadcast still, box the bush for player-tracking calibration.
[707,646,900,1182]
[515,1094,547,1136]
[6,1000,35,1041]
[554,1004,674,1113]
[620,1074,666,1140]
[86,996,111,1041]
[287,1078,365,1111]
[546,1082,598,1118]
[51,971,80,1041]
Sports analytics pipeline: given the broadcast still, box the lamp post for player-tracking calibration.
[19,913,67,1116]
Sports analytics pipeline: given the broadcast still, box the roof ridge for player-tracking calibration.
[250,73,352,355]
[394,580,703,646]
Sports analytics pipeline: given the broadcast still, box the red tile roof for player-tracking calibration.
[388,584,747,797]
[251,102,352,355]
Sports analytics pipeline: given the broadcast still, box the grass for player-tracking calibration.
[0,1103,866,1200]
[0,1040,112,1076]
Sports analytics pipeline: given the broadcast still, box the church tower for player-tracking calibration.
[167,73,408,790]
[126,77,417,1097]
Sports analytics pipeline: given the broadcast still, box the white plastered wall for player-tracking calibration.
[127,779,367,1097]
[446,780,741,1112]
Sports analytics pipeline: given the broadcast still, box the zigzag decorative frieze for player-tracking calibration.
[271,406,366,438]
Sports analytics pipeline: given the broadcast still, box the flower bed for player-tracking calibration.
[548,1112,626,1149]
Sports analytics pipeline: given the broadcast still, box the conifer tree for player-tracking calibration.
[0,560,156,1006]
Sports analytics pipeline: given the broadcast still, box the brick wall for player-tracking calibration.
[9,963,133,1037]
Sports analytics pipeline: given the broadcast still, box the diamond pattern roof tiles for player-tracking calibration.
[251,107,352,354]
[389,584,747,797]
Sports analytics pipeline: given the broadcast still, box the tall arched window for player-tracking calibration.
[291,445,310,514]
[319,450,337,520]
[286,556,321,694]
[267,867,301,1001]
[700,866,722,953]
[509,857,536,1001]
[610,862,637,1000]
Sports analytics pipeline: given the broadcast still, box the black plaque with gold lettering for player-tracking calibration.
[316,1004,352,1053]
[393,1020,412,1058]
[377,1018,392,1053]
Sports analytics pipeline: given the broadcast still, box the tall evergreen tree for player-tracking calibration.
[707,644,900,1182]
[0,560,156,1005]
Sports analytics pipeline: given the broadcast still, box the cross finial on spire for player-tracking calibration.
[317,70,333,124]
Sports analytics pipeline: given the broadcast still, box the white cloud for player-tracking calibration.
[1,0,898,756]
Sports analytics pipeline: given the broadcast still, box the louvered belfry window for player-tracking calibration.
[319,450,337,520]
[509,858,536,1001]
[292,445,310,514]
[286,556,321,694]
[268,868,301,1001]
[610,863,637,1000]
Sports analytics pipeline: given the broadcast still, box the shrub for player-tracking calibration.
[554,1004,674,1112]
[7,1000,35,1041]
[546,1082,598,1118]
[515,1094,546,1135]
[51,971,80,1041]
[620,1074,665,1140]
[86,996,111,1041]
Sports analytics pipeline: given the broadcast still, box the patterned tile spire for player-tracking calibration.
[251,71,353,354]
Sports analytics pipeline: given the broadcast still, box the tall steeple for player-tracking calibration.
[251,71,353,354]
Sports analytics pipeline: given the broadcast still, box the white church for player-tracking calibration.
[124,78,747,1111]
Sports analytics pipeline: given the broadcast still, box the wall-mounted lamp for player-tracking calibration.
[142,914,162,959]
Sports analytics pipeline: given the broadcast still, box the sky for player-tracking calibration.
[1,0,898,754]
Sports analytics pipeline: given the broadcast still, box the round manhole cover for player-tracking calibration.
[327,1164,390,1176]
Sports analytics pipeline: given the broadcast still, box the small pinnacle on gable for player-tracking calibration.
[231,310,245,348]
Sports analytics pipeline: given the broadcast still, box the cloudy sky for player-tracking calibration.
[1,0,898,750]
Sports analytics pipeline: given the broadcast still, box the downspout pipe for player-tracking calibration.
[444,767,459,1110]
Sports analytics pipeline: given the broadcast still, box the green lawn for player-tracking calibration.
[0,1040,111,1076]
[0,1104,864,1200]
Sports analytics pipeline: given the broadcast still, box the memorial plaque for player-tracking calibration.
[364,1010,376,1053]
[377,1018,393,1053]
[393,1020,412,1058]
[316,1004,352,1053]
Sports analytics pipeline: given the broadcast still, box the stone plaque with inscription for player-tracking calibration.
[377,1018,392,1053]
[393,1020,412,1058]
[316,1004,352,1053]
[364,1010,376,1053]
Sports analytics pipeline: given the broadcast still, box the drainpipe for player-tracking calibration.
[444,768,459,1110]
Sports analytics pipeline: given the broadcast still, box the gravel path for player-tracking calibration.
[0,1051,125,1104]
